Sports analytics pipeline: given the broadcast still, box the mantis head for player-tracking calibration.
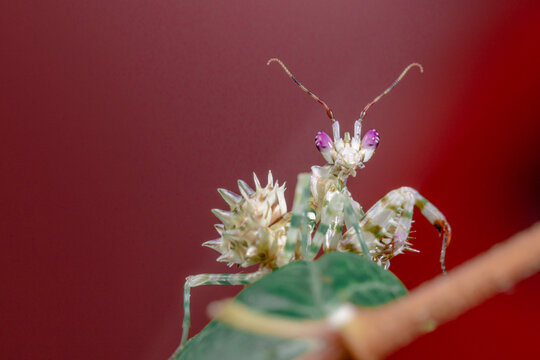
[315,120,379,177]
[268,58,422,179]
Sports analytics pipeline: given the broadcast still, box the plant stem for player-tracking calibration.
[342,222,540,359]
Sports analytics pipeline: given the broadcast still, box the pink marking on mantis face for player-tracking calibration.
[315,131,335,164]
[361,129,380,150]
[315,131,333,151]
[358,128,379,163]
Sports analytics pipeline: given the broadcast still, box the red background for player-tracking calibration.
[1,1,539,359]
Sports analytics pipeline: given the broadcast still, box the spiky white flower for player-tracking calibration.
[203,171,289,270]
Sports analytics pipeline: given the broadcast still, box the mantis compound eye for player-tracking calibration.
[361,129,380,150]
[315,131,333,151]
[360,129,379,163]
[315,131,335,164]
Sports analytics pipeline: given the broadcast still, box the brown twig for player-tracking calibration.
[341,222,540,359]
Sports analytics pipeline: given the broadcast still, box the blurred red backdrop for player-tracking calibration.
[1,1,539,359]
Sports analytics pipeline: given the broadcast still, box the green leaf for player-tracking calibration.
[176,321,313,360]
[236,252,406,318]
[175,252,407,360]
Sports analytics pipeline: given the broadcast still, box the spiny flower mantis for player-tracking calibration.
[174,59,451,353]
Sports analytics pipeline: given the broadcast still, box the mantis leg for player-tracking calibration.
[284,173,315,261]
[177,272,264,351]
[312,189,345,253]
[341,186,451,272]
[343,196,369,256]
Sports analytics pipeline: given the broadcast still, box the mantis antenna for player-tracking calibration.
[267,58,336,123]
[359,63,423,121]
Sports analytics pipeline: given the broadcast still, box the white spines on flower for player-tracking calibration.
[204,171,289,270]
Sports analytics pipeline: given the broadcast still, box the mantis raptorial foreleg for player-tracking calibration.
[341,186,451,272]
[284,173,316,261]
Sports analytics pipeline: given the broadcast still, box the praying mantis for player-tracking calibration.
[173,59,452,354]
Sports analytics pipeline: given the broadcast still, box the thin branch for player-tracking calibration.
[342,222,540,359]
